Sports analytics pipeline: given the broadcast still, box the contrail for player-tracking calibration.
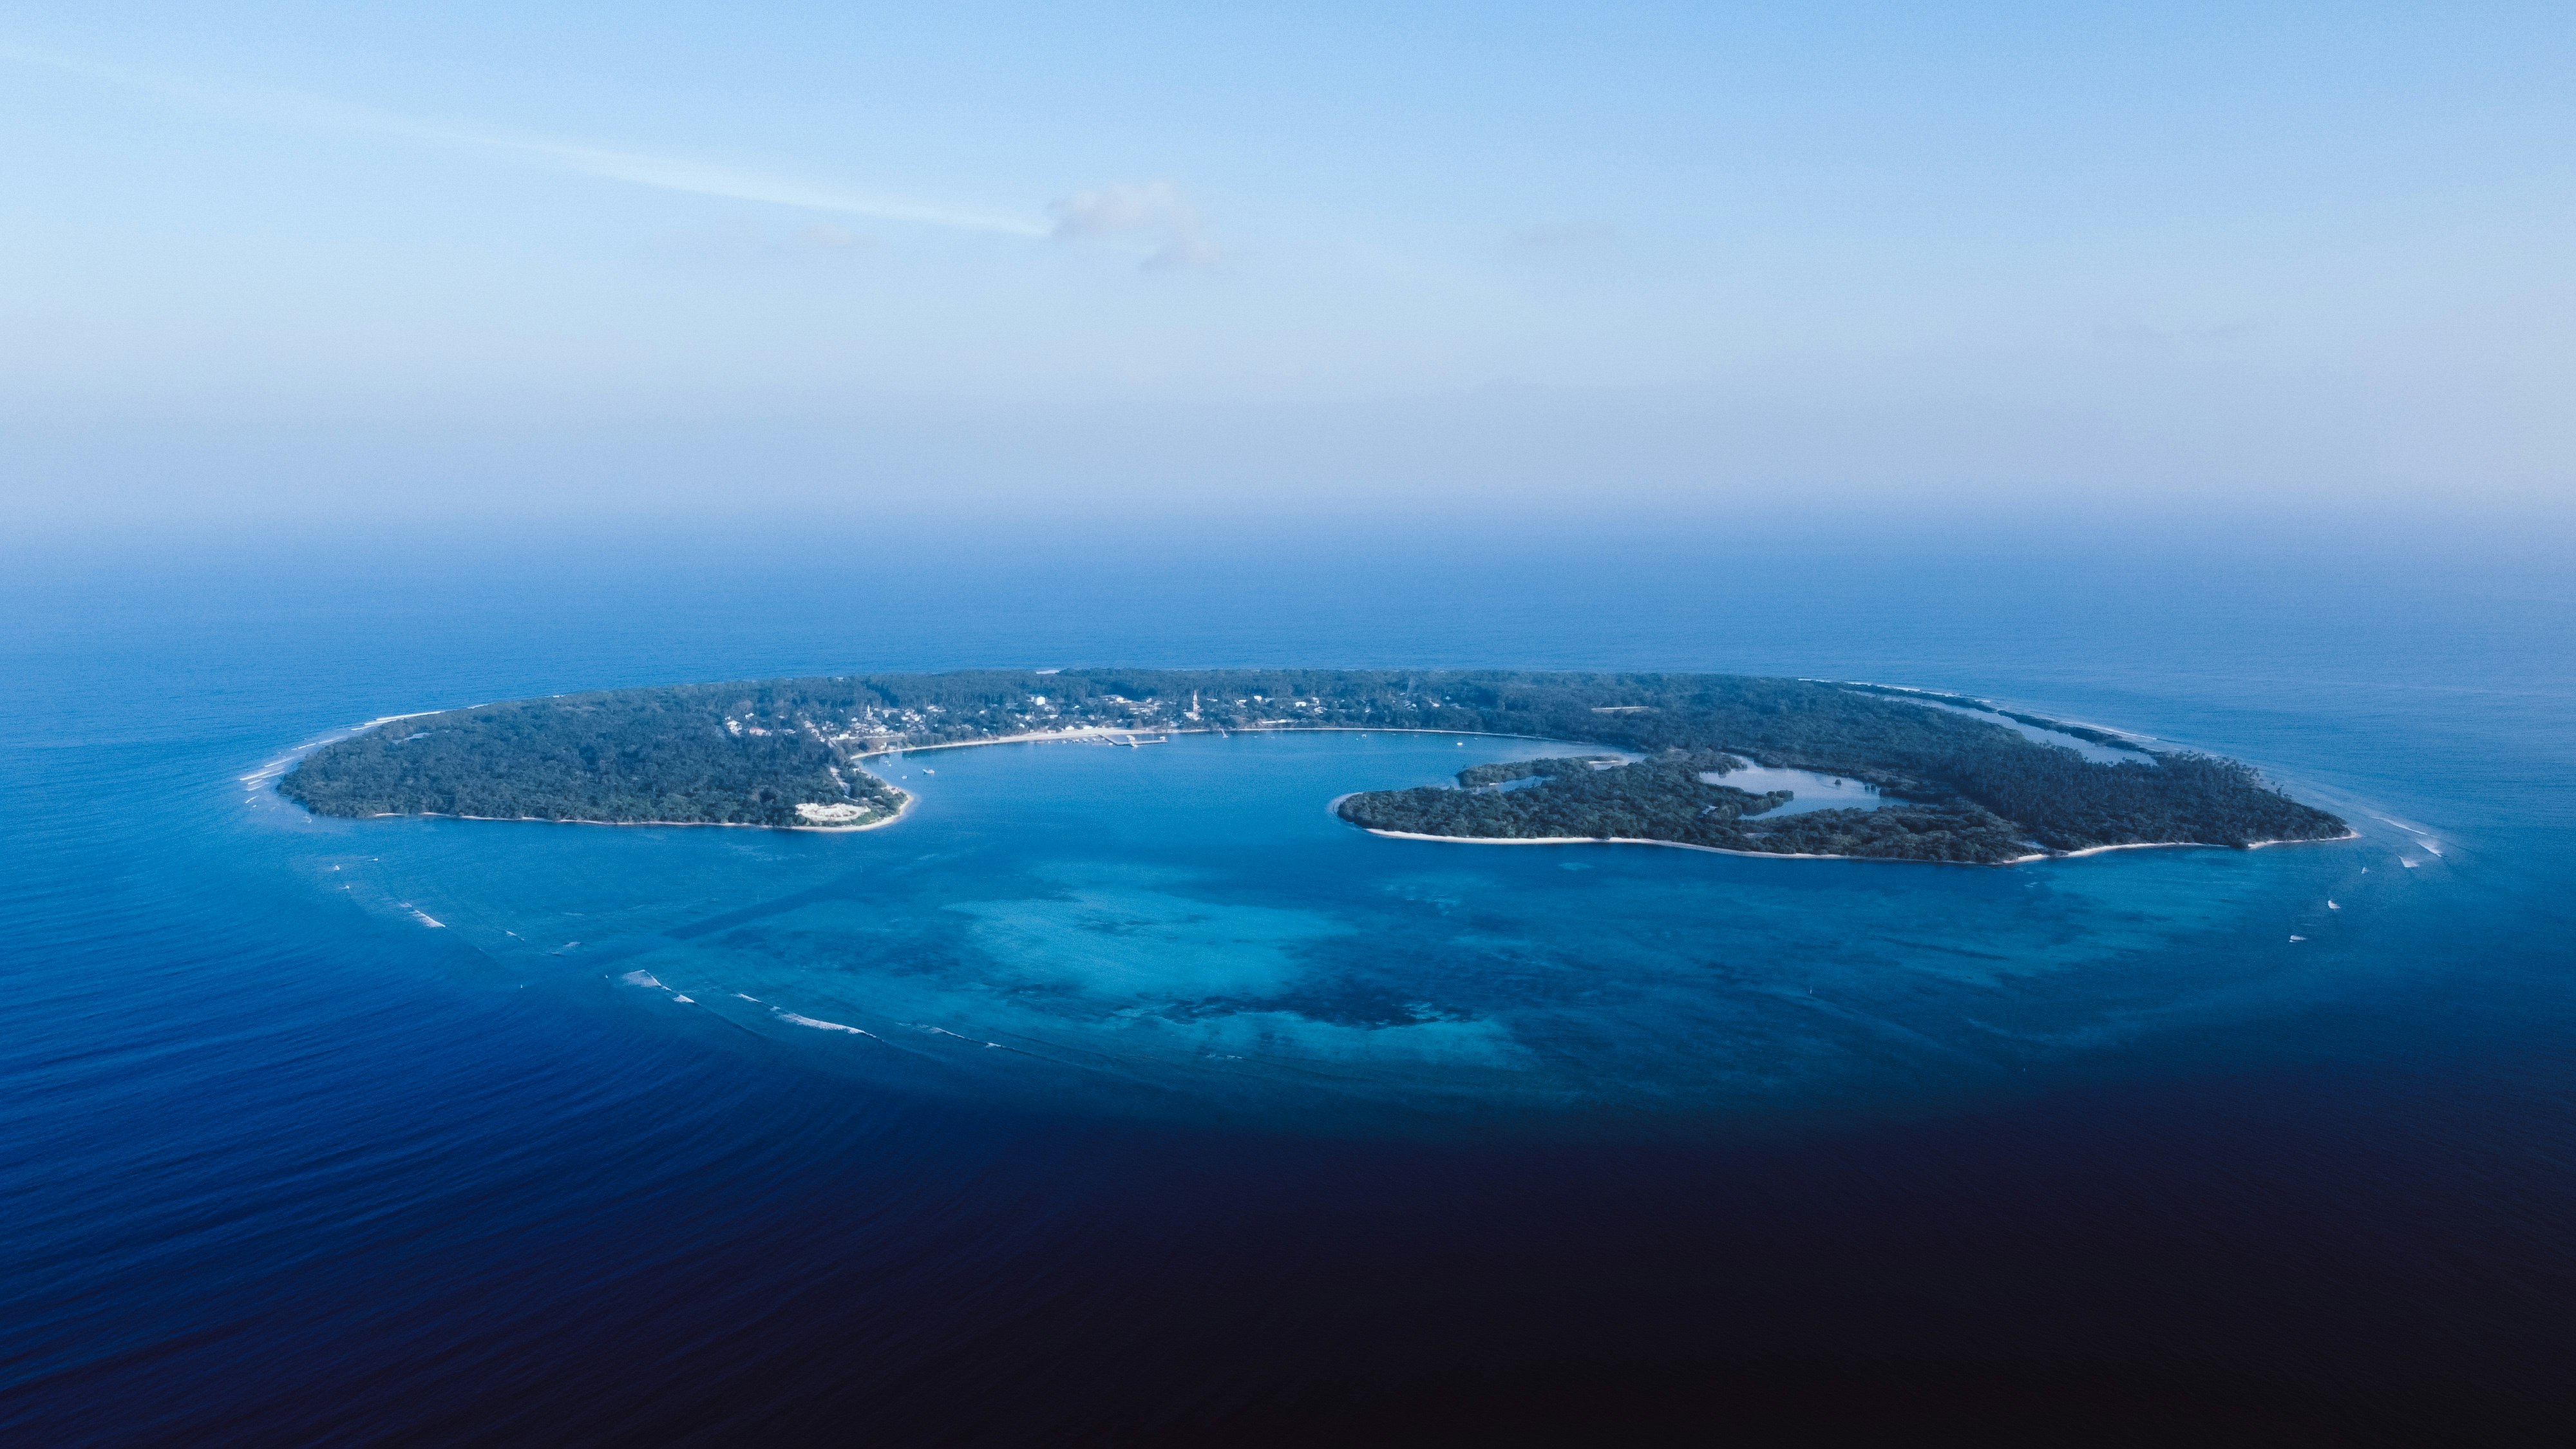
[0,39,1049,237]
[507,140,1048,236]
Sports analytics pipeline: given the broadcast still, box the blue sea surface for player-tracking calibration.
[5,529,2572,1442]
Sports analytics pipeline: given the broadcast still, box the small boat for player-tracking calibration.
[2290,934,2307,942]
[2327,900,2339,910]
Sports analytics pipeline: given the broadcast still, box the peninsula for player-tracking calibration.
[276,670,2351,864]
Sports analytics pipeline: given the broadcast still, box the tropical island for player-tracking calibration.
[276,670,2352,865]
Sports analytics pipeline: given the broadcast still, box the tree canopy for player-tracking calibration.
[278,670,2349,862]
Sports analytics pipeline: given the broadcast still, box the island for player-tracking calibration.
[276,670,2353,865]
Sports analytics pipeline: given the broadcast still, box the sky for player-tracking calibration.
[3,1,2572,536]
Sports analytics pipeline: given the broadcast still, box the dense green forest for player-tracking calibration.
[1454,755,1627,788]
[278,696,906,828]
[1350,750,2065,863]
[278,669,2351,861]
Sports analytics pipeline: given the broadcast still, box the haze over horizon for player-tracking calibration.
[6,1,2571,537]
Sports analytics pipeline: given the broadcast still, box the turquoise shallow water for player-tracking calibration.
[303,727,2409,1135]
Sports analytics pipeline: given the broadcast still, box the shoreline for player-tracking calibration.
[361,789,915,834]
[1354,826,1908,864]
[2034,829,2362,861]
[1341,818,2363,867]
[1832,679,2166,752]
[294,714,2356,858]
[242,708,451,789]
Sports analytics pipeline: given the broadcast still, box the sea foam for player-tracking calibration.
[776,1010,877,1039]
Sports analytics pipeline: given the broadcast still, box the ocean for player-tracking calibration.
[5,521,2571,1443]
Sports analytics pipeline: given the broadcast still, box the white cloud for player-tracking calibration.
[1048,182,1218,269]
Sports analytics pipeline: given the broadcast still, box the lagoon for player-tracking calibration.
[316,728,2384,1134]
[1884,694,2159,764]
[1707,762,1892,815]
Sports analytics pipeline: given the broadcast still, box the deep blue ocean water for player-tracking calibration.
[5,527,2572,1443]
